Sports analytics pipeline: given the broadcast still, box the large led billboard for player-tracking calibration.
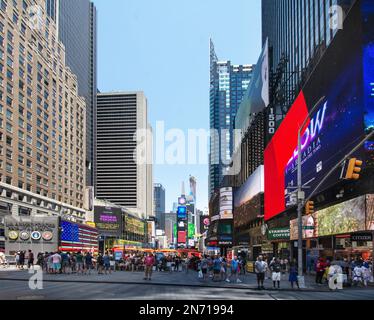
[264,0,374,220]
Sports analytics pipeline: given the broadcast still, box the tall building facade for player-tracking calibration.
[209,39,254,198]
[262,0,356,114]
[154,183,165,230]
[96,92,153,219]
[45,0,97,188]
[0,0,87,221]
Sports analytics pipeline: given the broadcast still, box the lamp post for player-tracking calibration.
[296,96,325,286]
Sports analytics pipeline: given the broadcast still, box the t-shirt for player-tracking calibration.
[201,259,208,269]
[213,259,221,271]
[103,255,110,265]
[76,254,83,263]
[231,260,239,272]
[51,254,61,264]
[255,261,267,273]
[144,256,155,267]
[61,253,68,262]
[85,255,93,264]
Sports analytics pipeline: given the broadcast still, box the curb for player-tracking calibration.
[0,277,338,293]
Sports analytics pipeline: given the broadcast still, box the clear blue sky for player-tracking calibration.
[93,0,262,212]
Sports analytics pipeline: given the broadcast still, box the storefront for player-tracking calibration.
[267,227,291,259]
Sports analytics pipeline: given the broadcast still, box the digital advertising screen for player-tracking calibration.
[264,1,374,221]
[94,206,123,236]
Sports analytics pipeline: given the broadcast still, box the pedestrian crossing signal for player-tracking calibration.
[305,201,315,215]
[345,158,363,180]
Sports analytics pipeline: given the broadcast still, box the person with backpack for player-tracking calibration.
[97,253,104,274]
[270,257,282,289]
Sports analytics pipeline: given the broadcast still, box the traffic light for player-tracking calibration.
[305,201,315,215]
[345,158,363,180]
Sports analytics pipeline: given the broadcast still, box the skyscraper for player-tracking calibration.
[209,39,254,197]
[48,0,97,188]
[154,183,166,230]
[0,0,87,220]
[262,0,356,114]
[96,92,153,219]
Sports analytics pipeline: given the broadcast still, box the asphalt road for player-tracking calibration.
[1,267,374,300]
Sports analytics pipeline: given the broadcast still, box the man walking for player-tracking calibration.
[144,253,155,281]
[255,255,267,290]
[27,250,34,269]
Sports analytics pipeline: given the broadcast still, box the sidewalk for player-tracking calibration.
[1,268,372,292]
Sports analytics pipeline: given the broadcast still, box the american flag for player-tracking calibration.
[59,220,99,253]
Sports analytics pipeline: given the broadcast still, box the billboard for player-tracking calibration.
[125,216,145,236]
[264,1,374,220]
[290,214,318,241]
[318,196,366,237]
[94,206,123,236]
[59,220,98,253]
[220,187,233,220]
[289,195,370,240]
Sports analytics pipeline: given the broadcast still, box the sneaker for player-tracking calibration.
[236,279,242,283]
[226,279,230,283]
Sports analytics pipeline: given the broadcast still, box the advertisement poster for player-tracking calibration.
[94,206,123,236]
[290,214,318,241]
[366,194,374,230]
[264,2,373,220]
[219,187,233,220]
[318,196,366,237]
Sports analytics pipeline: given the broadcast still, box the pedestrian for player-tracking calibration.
[70,253,77,273]
[362,261,371,287]
[226,256,241,283]
[61,251,70,274]
[97,253,104,274]
[19,251,25,270]
[270,257,281,289]
[27,250,34,269]
[84,252,93,275]
[212,255,221,282]
[47,252,54,274]
[255,255,267,290]
[103,252,111,275]
[15,251,20,269]
[220,257,227,281]
[75,251,84,275]
[315,258,326,284]
[200,255,209,280]
[289,261,300,289]
[144,253,155,280]
[51,251,61,274]
[353,263,363,286]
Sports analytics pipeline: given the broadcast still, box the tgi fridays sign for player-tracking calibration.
[4,216,59,255]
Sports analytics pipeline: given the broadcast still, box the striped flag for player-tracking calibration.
[59,220,99,253]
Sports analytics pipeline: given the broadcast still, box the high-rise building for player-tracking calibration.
[262,0,356,114]
[96,92,153,219]
[0,0,87,220]
[45,0,56,20]
[209,39,254,198]
[154,183,165,230]
[46,0,97,188]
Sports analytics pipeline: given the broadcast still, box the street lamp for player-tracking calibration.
[296,96,325,286]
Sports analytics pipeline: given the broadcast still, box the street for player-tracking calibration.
[1,268,374,300]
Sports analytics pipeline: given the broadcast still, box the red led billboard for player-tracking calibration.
[264,92,310,220]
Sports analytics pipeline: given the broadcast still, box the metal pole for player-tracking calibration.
[297,129,304,279]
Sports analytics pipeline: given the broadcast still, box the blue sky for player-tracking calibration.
[93,0,262,212]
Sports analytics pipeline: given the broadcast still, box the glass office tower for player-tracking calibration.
[262,0,356,114]
[209,40,254,197]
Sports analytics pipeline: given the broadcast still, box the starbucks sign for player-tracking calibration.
[267,227,290,241]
